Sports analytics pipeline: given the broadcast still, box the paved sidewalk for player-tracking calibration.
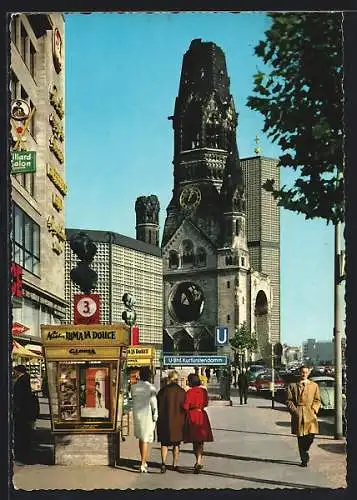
[12,395,346,490]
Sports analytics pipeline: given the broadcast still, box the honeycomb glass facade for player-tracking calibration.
[241,156,280,344]
[65,229,163,366]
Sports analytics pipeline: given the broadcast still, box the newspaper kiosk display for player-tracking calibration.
[126,345,155,384]
[41,324,130,433]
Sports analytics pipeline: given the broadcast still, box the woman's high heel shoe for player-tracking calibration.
[194,463,202,474]
[140,463,148,473]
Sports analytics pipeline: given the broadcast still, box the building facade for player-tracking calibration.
[302,338,344,365]
[241,156,280,344]
[158,39,279,361]
[282,344,302,365]
[64,229,163,366]
[10,14,67,351]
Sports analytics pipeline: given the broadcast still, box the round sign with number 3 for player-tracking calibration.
[77,297,97,317]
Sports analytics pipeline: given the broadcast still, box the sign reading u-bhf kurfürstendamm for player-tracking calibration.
[40,324,130,346]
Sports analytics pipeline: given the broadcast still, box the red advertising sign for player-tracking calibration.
[12,322,29,336]
[11,263,23,297]
[74,294,100,325]
[131,325,139,346]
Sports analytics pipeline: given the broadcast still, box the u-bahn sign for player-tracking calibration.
[215,326,229,346]
[163,355,228,366]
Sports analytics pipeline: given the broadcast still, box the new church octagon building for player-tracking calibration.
[160,39,280,362]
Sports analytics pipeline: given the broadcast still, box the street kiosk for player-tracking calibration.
[41,323,130,466]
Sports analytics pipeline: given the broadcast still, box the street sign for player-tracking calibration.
[74,294,100,324]
[127,345,154,367]
[215,326,229,346]
[163,355,228,366]
[11,151,36,174]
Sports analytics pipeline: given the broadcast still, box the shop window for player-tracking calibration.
[12,203,40,275]
[45,358,124,432]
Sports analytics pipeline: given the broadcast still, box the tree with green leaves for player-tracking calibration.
[230,322,258,369]
[247,13,344,224]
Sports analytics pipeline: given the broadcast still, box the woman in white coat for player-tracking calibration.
[131,366,158,472]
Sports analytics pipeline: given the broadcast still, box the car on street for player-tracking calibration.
[310,375,335,410]
[249,370,286,394]
[247,365,267,382]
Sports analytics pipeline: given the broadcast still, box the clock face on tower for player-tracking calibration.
[179,186,201,210]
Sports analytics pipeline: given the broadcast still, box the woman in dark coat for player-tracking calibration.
[183,373,213,473]
[157,370,186,472]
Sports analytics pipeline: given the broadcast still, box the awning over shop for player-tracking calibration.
[24,343,43,356]
[12,340,42,359]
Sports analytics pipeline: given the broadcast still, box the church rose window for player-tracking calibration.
[168,281,205,322]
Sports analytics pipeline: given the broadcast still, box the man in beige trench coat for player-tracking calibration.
[286,365,321,467]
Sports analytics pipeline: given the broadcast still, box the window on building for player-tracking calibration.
[10,71,18,102]
[20,23,28,62]
[227,281,230,288]
[241,257,245,266]
[29,41,36,78]
[225,254,233,266]
[12,203,40,275]
[11,16,18,45]
[168,250,179,269]
[227,314,230,322]
[181,239,194,265]
[196,247,207,267]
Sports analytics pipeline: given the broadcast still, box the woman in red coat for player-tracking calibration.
[183,373,213,473]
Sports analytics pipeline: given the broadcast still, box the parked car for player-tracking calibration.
[250,371,286,393]
[247,365,267,382]
[310,375,335,410]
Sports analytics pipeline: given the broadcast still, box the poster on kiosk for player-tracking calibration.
[40,323,130,433]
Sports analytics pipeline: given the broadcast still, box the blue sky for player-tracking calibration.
[64,12,340,346]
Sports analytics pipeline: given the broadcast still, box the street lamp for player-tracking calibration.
[334,220,344,439]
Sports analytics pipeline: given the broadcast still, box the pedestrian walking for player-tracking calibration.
[13,364,39,464]
[205,367,211,383]
[219,369,230,400]
[131,366,158,473]
[183,373,213,474]
[238,367,249,405]
[157,370,186,473]
[286,365,321,467]
[199,368,208,388]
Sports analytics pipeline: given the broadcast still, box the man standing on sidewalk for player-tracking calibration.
[238,367,249,405]
[286,365,321,467]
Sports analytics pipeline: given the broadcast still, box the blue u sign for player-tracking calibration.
[215,326,229,346]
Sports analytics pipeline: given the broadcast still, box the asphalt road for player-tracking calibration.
[11,393,346,490]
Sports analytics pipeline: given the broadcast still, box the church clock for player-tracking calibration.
[179,186,201,210]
